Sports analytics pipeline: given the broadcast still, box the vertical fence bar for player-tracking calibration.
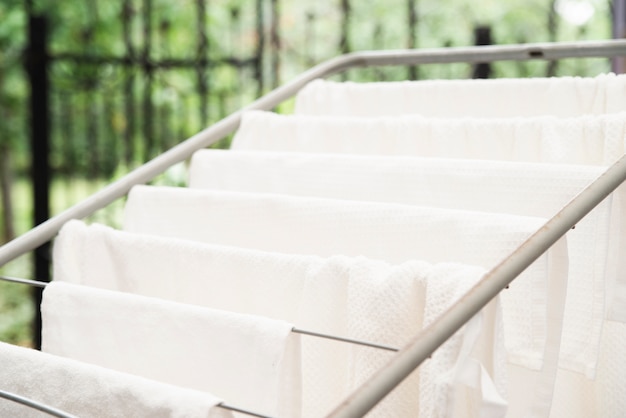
[122,0,136,166]
[255,0,265,97]
[142,0,154,161]
[196,0,209,127]
[546,0,559,76]
[26,15,50,349]
[270,0,280,88]
[407,0,418,80]
[472,26,492,78]
[614,0,626,73]
[339,0,351,81]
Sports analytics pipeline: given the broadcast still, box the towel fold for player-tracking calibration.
[294,74,626,117]
[0,340,231,418]
[53,220,507,417]
[41,282,301,418]
[231,110,626,166]
[121,185,567,412]
[189,149,619,377]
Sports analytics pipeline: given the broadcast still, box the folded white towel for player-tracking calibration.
[53,220,507,418]
[231,110,626,166]
[189,149,618,378]
[121,185,567,410]
[41,282,301,418]
[294,74,626,117]
[0,341,231,418]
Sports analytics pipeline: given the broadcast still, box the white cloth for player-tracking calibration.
[41,282,301,418]
[294,74,626,117]
[420,264,507,418]
[189,149,619,377]
[0,341,231,418]
[122,186,568,418]
[231,110,626,166]
[53,220,507,418]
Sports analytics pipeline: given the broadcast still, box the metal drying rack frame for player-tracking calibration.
[2,39,626,417]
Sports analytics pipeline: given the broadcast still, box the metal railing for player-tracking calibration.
[2,39,626,416]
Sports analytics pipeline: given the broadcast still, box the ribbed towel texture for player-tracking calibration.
[0,341,231,418]
[189,149,617,377]
[231,110,626,166]
[294,74,626,117]
[53,220,508,418]
[41,281,301,418]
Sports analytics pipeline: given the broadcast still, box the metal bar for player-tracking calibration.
[26,14,51,350]
[0,389,78,418]
[0,275,398,353]
[218,403,274,418]
[49,53,257,68]
[292,328,399,352]
[326,152,626,417]
[0,275,47,288]
[2,39,626,269]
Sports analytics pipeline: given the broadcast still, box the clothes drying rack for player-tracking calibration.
[2,39,626,417]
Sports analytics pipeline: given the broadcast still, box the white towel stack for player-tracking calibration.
[189,149,624,377]
[52,220,506,418]
[41,281,301,418]
[39,73,626,418]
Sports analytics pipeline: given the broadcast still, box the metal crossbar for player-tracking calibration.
[2,39,626,417]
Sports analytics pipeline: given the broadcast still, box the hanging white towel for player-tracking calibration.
[0,341,232,418]
[419,264,507,418]
[294,74,626,117]
[53,220,508,418]
[121,186,567,415]
[230,110,626,166]
[41,282,301,418]
[189,149,621,377]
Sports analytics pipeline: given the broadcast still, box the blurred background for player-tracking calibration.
[0,0,622,347]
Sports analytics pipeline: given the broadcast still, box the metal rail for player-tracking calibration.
[1,39,626,267]
[0,389,79,418]
[2,39,626,417]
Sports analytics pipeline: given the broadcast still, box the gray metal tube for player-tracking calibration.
[0,389,78,418]
[326,153,626,417]
[1,39,626,267]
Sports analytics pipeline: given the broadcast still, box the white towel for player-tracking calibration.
[121,185,567,417]
[420,264,507,418]
[0,341,231,418]
[53,220,507,418]
[231,110,626,166]
[294,74,626,117]
[41,282,301,418]
[189,149,619,377]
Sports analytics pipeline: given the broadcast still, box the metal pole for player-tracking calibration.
[326,153,626,417]
[25,15,50,349]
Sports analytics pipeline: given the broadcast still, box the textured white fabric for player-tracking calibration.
[41,282,301,418]
[294,74,626,117]
[121,186,567,400]
[189,149,619,377]
[53,220,508,417]
[548,320,626,418]
[0,341,231,418]
[419,264,507,418]
[231,110,626,166]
